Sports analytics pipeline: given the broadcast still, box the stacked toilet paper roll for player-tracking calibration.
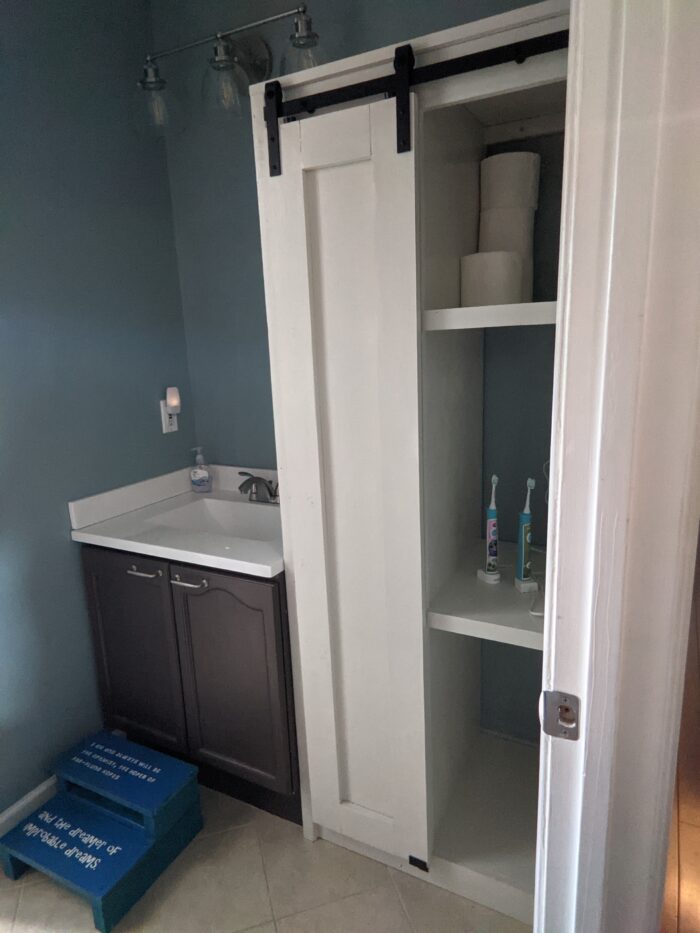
[479,208,535,299]
[477,152,540,301]
[480,152,540,210]
[460,252,522,307]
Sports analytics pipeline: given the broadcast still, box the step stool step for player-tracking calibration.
[54,731,199,838]
[0,791,202,933]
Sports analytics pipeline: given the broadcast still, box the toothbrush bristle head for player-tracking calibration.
[527,477,535,489]
[491,474,499,486]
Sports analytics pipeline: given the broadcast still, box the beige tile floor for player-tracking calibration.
[0,787,531,933]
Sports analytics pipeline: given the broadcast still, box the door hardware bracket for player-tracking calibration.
[264,80,284,177]
[263,30,568,175]
[542,691,580,741]
[393,44,415,153]
[409,855,429,872]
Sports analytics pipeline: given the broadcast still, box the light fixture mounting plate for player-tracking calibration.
[234,35,272,83]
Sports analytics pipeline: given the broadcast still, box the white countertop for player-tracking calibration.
[71,490,284,578]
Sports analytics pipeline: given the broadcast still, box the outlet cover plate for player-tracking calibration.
[160,400,178,434]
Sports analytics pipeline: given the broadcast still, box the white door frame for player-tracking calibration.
[536,0,700,930]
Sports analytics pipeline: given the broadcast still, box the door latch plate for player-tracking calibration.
[542,691,580,740]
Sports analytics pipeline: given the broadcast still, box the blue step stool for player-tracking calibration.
[0,732,202,932]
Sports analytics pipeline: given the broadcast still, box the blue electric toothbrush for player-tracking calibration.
[515,478,538,593]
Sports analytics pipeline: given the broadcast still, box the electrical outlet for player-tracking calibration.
[160,400,178,433]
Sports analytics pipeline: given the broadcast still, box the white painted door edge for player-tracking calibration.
[536,1,700,931]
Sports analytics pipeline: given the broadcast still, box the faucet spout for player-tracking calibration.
[238,472,279,503]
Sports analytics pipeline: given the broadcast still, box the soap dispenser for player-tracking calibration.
[190,447,212,493]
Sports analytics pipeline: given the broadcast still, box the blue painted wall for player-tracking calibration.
[150,0,533,467]
[1,0,544,811]
[0,1,196,810]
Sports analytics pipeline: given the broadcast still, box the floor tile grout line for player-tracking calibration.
[388,868,419,933]
[198,818,260,840]
[228,922,278,933]
[252,819,276,929]
[253,816,398,923]
[10,881,23,931]
[253,818,302,922]
[271,876,392,924]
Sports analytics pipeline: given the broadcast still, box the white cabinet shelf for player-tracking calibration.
[428,542,545,650]
[432,732,539,916]
[423,300,556,331]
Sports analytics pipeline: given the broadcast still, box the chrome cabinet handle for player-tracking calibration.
[127,565,163,579]
[170,575,208,591]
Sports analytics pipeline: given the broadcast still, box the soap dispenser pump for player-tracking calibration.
[190,447,212,494]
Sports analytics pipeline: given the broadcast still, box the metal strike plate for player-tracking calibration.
[542,691,580,740]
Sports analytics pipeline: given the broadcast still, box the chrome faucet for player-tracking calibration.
[238,472,279,503]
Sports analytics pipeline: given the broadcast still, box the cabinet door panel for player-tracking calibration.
[171,566,292,794]
[254,96,427,858]
[82,547,187,752]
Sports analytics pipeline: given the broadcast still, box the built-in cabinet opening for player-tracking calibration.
[419,73,565,912]
[429,630,541,892]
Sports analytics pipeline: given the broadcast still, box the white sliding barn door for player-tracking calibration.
[257,99,427,860]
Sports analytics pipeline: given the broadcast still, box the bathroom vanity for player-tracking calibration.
[69,470,299,821]
[81,549,293,795]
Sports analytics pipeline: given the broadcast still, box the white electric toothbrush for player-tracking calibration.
[477,474,501,584]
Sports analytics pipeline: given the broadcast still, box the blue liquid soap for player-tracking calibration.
[190,447,212,493]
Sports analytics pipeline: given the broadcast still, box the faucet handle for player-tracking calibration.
[238,472,255,495]
[238,472,278,502]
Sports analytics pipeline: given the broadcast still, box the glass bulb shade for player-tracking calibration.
[201,59,248,122]
[133,69,182,140]
[281,40,324,74]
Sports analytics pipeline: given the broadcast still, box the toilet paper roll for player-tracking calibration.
[478,208,535,300]
[460,251,523,307]
[481,152,541,209]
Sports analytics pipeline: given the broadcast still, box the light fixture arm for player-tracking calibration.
[146,5,307,64]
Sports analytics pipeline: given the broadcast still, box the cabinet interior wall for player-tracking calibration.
[418,72,565,911]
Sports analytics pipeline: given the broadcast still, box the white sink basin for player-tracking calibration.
[71,492,284,578]
[147,497,280,541]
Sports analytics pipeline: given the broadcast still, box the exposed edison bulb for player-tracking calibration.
[281,10,324,74]
[201,39,249,122]
[133,61,182,139]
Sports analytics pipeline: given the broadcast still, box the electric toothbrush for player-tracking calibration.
[515,478,538,593]
[477,474,501,584]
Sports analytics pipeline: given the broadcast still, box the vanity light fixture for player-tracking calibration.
[136,5,322,136]
[201,38,248,122]
[136,60,180,138]
[281,8,324,74]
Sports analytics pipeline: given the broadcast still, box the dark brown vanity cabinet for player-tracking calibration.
[170,564,292,794]
[82,548,187,753]
[81,547,293,796]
